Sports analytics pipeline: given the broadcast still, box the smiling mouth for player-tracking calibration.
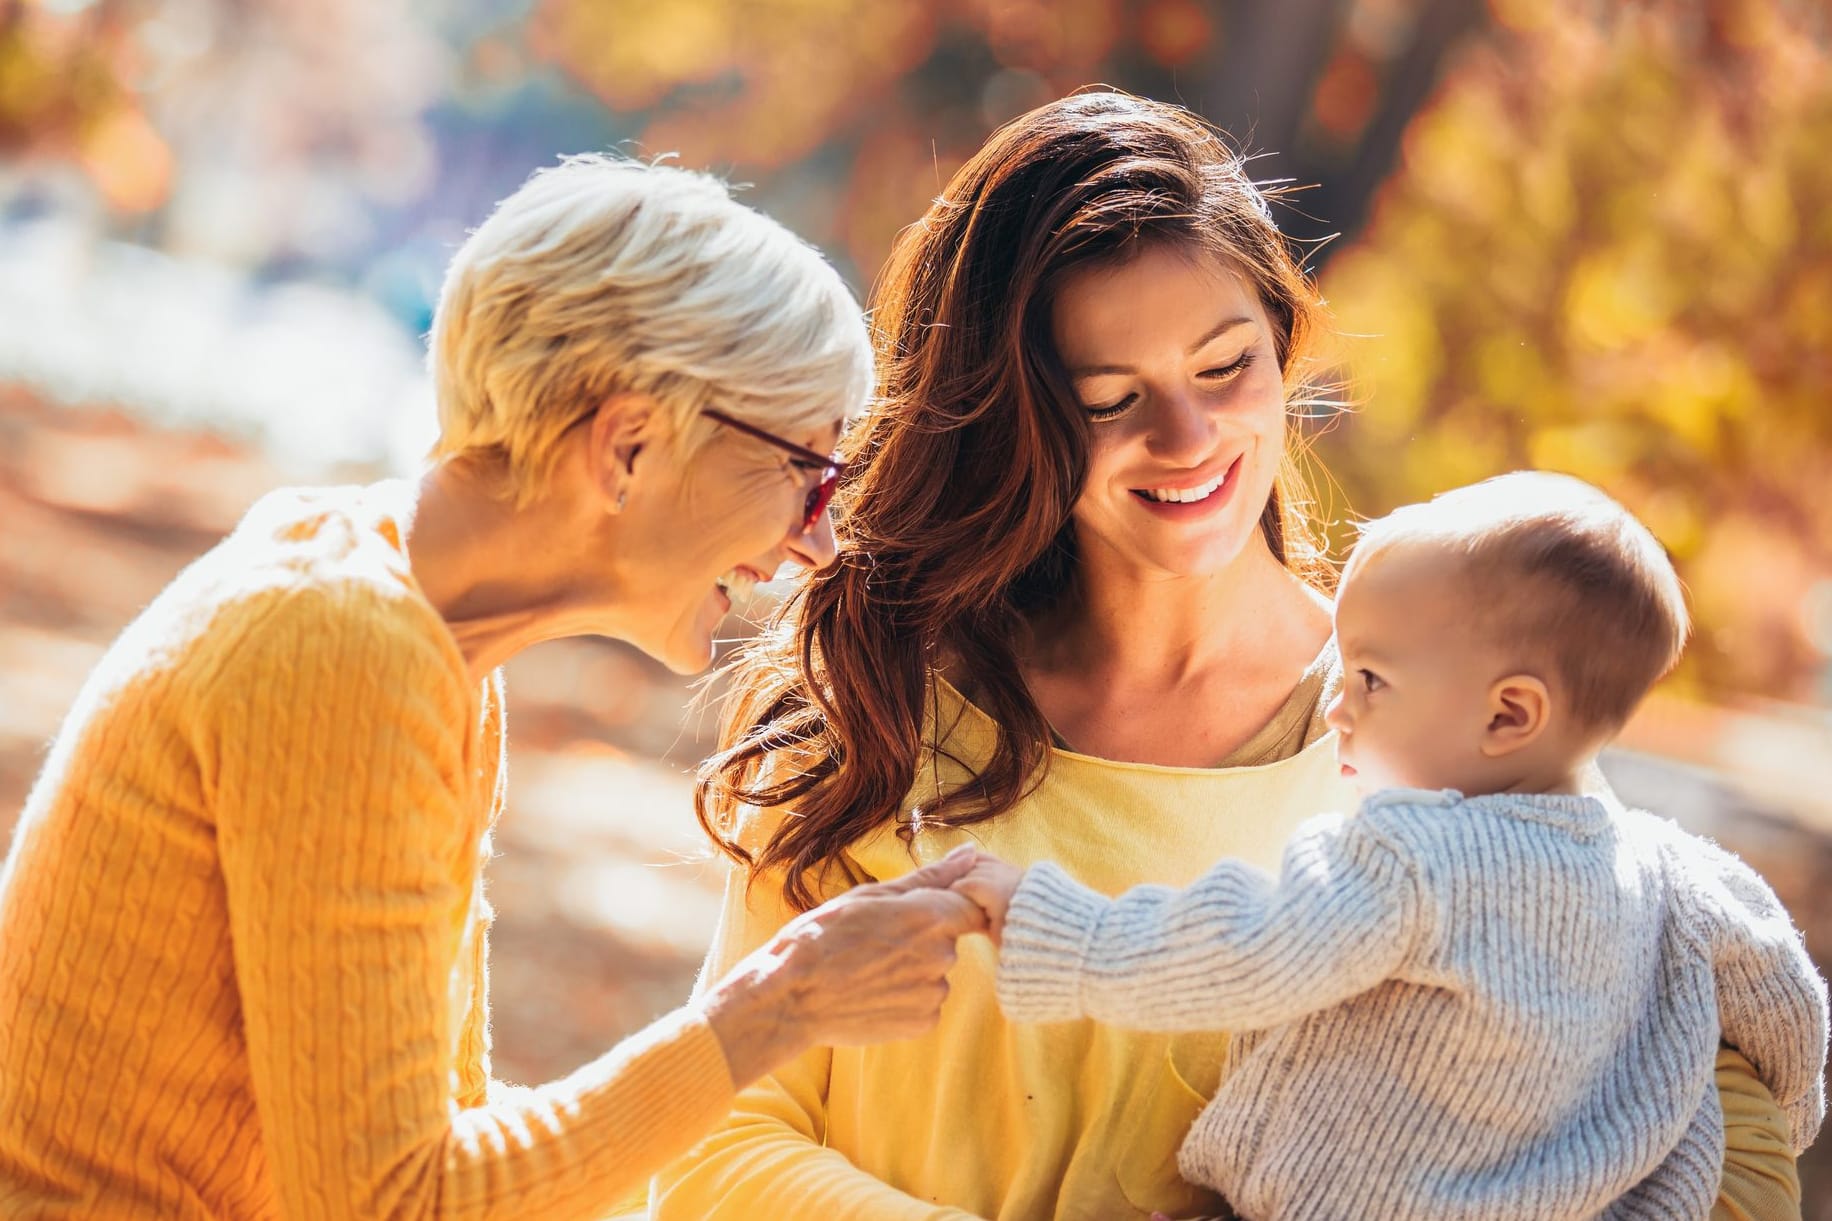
[1133,456,1240,505]
[714,568,764,602]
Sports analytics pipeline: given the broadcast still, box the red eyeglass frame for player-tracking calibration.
[703,409,847,534]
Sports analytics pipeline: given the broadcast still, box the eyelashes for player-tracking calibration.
[1086,394,1138,422]
[1084,351,1260,422]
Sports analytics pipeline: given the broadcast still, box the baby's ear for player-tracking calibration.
[1481,673,1551,757]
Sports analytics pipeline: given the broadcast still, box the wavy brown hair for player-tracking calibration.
[698,90,1333,911]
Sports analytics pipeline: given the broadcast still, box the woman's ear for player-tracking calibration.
[586,393,662,513]
[1481,674,1552,758]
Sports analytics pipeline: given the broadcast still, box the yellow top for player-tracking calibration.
[0,483,735,1219]
[653,677,1803,1219]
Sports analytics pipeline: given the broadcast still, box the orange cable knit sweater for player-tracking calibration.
[0,483,736,1219]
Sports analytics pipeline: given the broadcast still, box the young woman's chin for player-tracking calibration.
[1122,515,1274,581]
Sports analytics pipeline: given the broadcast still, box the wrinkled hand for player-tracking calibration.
[950,854,1023,946]
[703,845,989,1088]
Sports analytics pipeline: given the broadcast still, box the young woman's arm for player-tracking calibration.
[1717,1047,1804,1221]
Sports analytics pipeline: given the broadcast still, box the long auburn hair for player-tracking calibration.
[698,90,1332,911]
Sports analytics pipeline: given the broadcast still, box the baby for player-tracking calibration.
[954,471,1828,1221]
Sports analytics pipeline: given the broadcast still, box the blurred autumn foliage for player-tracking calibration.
[3,1,1830,1207]
[1317,2,1832,704]
[0,0,1828,705]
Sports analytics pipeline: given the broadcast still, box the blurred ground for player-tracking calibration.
[3,390,1829,1209]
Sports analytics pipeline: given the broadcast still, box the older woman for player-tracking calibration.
[655,94,1803,1219]
[0,155,984,1218]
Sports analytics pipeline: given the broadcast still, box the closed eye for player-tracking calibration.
[1200,351,1257,381]
[1086,392,1139,422]
[1085,350,1257,422]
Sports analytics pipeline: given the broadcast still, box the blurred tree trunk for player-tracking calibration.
[1127,0,1488,264]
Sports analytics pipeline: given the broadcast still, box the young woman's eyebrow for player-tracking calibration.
[1187,316,1256,356]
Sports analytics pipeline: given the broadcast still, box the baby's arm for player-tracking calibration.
[990,814,1421,1033]
[1685,838,1829,1154]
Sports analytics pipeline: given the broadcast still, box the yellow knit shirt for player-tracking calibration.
[0,483,736,1219]
[652,679,1803,1220]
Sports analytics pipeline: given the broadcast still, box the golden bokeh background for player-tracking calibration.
[2,0,1828,1209]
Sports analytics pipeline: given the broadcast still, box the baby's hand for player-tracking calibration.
[950,854,1023,946]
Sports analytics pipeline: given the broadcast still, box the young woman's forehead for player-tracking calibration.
[1052,246,1264,365]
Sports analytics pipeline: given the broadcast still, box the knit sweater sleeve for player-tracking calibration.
[202,582,736,1220]
[997,812,1419,1032]
[651,846,981,1220]
[1679,836,1829,1155]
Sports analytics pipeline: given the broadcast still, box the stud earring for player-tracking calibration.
[615,490,629,513]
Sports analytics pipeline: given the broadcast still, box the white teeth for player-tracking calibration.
[1142,472,1227,504]
[715,568,759,601]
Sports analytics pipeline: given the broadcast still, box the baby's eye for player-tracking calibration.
[1359,668,1384,693]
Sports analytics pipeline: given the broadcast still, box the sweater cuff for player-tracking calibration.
[573,1002,737,1150]
[996,861,1111,1023]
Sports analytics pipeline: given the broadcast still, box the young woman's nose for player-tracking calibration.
[1144,386,1217,467]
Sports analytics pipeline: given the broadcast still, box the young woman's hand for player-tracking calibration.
[701,846,988,1088]
[950,854,1024,946]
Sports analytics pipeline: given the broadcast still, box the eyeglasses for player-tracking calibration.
[703,409,846,534]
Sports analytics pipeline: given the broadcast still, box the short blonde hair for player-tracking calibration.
[1351,471,1690,732]
[428,154,872,497]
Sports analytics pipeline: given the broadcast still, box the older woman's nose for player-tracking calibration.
[790,508,839,571]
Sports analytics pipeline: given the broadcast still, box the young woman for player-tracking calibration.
[0,155,986,1219]
[655,93,1803,1220]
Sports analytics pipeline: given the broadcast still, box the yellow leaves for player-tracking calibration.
[1317,0,1832,701]
[1397,83,1511,222]
[534,0,942,168]
[532,0,739,111]
[1527,421,1640,485]
[77,105,173,213]
[0,4,172,211]
[0,6,131,155]
[1563,247,1673,352]
[532,0,1132,173]
[1323,248,1439,441]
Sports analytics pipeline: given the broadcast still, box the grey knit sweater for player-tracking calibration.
[997,789,1828,1221]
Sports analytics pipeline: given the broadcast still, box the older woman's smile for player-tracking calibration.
[714,565,769,604]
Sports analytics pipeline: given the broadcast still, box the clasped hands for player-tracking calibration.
[701,845,1031,1089]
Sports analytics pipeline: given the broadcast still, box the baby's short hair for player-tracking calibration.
[1351,471,1690,732]
[428,154,872,501]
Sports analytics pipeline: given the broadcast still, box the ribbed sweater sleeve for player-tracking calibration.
[1681,837,1830,1154]
[652,805,982,1221]
[998,814,1419,1033]
[205,583,735,1219]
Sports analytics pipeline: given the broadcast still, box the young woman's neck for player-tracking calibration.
[1028,530,1331,692]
